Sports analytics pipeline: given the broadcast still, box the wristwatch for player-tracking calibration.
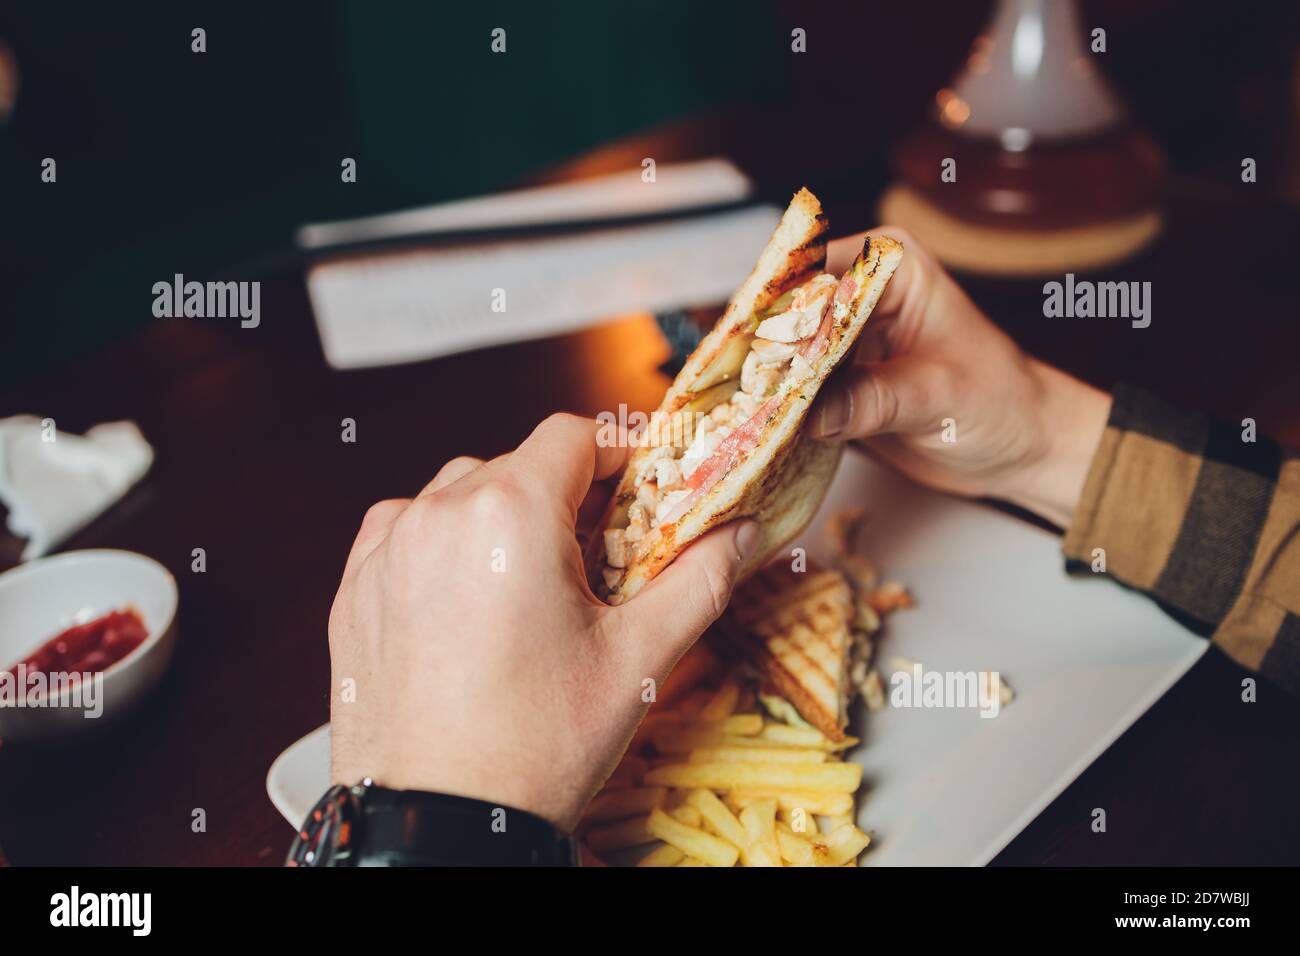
[287,779,578,867]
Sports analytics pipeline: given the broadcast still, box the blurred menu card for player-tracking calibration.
[300,159,780,369]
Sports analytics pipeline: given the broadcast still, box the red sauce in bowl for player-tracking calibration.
[5,609,149,677]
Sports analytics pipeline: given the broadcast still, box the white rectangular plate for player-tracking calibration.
[267,451,1206,864]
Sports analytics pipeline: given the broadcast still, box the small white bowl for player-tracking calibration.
[0,549,178,741]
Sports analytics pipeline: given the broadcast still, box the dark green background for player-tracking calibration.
[0,2,783,383]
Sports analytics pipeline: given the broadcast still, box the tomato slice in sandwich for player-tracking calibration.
[659,394,783,528]
[800,274,855,365]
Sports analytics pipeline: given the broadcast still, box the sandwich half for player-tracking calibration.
[718,562,856,741]
[587,188,904,604]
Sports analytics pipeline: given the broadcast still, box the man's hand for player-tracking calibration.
[813,228,1111,529]
[327,414,760,831]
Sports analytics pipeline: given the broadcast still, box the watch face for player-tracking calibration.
[287,785,356,867]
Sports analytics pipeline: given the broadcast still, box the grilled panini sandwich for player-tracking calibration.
[587,189,904,604]
[719,562,856,741]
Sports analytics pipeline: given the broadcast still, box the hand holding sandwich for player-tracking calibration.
[327,414,760,831]
[813,229,1111,529]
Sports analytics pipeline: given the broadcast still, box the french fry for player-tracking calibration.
[589,648,878,867]
[739,801,781,867]
[585,815,655,853]
[775,823,821,866]
[779,805,817,836]
[758,723,832,747]
[698,677,741,720]
[648,713,767,753]
[669,805,702,829]
[655,728,774,759]
[656,643,724,709]
[818,813,855,835]
[740,846,780,867]
[684,789,747,849]
[759,723,859,751]
[688,746,827,765]
[649,730,720,754]
[645,760,862,793]
[647,808,739,868]
[631,686,759,754]
[820,823,871,866]
[635,843,685,867]
[719,713,765,736]
[582,787,667,825]
[728,788,855,816]
[652,724,799,755]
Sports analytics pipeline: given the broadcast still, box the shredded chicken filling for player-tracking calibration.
[601,273,840,595]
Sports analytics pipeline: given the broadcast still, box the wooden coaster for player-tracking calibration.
[878,184,1162,277]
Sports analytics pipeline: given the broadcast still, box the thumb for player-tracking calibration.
[612,520,761,676]
[807,355,943,442]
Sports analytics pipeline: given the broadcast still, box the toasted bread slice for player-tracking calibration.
[587,188,904,605]
[721,562,855,741]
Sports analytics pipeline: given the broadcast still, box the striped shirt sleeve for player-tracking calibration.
[1062,384,1300,694]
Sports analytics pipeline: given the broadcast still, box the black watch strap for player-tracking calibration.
[288,780,577,867]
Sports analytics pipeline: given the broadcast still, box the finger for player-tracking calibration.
[419,455,485,497]
[827,231,867,276]
[807,356,947,442]
[850,313,897,363]
[508,413,632,517]
[829,226,941,357]
[609,520,761,676]
[341,498,411,580]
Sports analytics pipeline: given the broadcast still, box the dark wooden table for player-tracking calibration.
[2,117,1299,866]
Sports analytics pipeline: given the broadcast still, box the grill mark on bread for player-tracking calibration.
[721,564,855,740]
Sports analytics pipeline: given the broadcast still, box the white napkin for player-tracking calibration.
[0,416,154,560]
[305,205,781,369]
[299,157,782,369]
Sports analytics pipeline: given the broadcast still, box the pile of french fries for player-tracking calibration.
[578,643,871,867]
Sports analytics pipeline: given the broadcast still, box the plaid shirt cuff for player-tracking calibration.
[1063,384,1300,695]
